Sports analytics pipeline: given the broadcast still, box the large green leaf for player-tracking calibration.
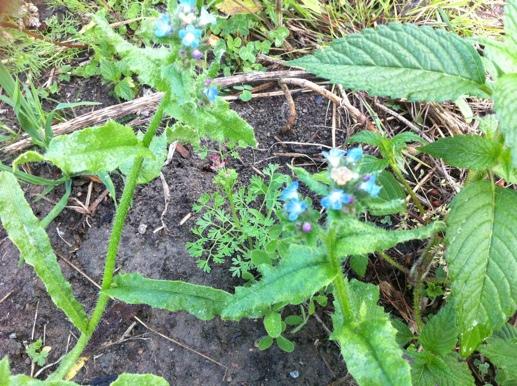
[494,74,517,166]
[119,132,168,184]
[419,303,458,356]
[421,135,503,170]
[8,376,78,385]
[45,121,151,175]
[446,181,517,355]
[410,351,475,386]
[336,217,444,257]
[0,173,88,332]
[92,13,170,90]
[165,99,256,148]
[332,280,412,386]
[221,245,336,320]
[290,24,487,102]
[479,324,517,383]
[506,0,517,47]
[104,273,232,321]
[109,373,169,386]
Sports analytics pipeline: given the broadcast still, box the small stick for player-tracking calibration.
[278,81,297,133]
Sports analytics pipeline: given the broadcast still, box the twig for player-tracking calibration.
[278,81,297,133]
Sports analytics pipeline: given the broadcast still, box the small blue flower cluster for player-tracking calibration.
[279,181,308,221]
[154,1,219,103]
[279,147,382,222]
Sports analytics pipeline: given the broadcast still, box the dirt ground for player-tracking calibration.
[0,93,356,385]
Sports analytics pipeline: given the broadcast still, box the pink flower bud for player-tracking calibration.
[301,222,312,233]
[191,49,203,60]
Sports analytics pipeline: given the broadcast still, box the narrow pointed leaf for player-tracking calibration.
[336,217,444,257]
[222,245,336,320]
[45,121,151,175]
[0,172,88,332]
[446,181,517,355]
[290,24,487,102]
[104,273,232,321]
[332,280,412,386]
[494,74,517,166]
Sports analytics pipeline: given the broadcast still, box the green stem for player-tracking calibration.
[49,95,168,381]
[390,162,426,217]
[0,160,65,186]
[40,180,72,229]
[377,251,409,275]
[412,233,439,332]
[326,227,353,320]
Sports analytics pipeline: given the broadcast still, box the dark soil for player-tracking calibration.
[0,93,355,385]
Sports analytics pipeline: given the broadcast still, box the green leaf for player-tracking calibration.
[349,131,385,147]
[332,280,412,386]
[104,273,232,321]
[479,324,517,381]
[165,99,256,148]
[257,335,274,350]
[483,39,517,75]
[290,24,487,102]
[114,77,136,101]
[290,166,329,195]
[349,254,368,277]
[0,357,10,382]
[494,74,517,166]
[109,373,169,386]
[392,318,414,347]
[446,181,517,356]
[276,336,295,353]
[421,135,503,170]
[92,13,169,90]
[0,172,88,332]
[410,351,475,386]
[336,217,444,257]
[364,171,406,215]
[419,303,458,356]
[119,132,167,184]
[166,122,201,147]
[8,375,78,385]
[12,151,46,171]
[45,121,151,175]
[221,245,337,320]
[264,312,282,338]
[505,0,517,47]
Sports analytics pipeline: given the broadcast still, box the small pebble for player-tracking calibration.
[289,370,300,379]
[9,332,16,339]
[138,224,148,234]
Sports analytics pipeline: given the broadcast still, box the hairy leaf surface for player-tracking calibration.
[336,217,444,257]
[332,280,411,386]
[446,181,517,355]
[479,324,517,382]
[421,135,502,170]
[105,273,232,321]
[222,245,336,320]
[290,24,486,101]
[494,74,517,166]
[0,172,88,332]
[410,351,475,386]
[45,121,151,175]
[419,303,458,356]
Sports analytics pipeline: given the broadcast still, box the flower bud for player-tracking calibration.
[301,222,312,233]
[191,49,203,60]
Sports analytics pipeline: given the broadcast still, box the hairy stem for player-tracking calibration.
[377,250,409,275]
[49,95,168,381]
[390,162,426,217]
[326,227,353,320]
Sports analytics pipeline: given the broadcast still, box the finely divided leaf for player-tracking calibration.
[421,135,502,170]
[0,173,88,332]
[222,245,336,320]
[109,373,169,386]
[290,24,486,101]
[104,273,232,321]
[494,74,517,166]
[45,121,151,175]
[446,181,517,355]
[410,351,475,386]
[332,280,412,386]
[336,217,444,257]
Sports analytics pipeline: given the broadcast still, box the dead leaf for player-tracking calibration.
[216,0,262,15]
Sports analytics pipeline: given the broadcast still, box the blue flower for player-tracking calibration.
[279,181,299,202]
[284,198,308,221]
[322,148,345,168]
[204,86,218,103]
[154,14,173,38]
[198,7,216,26]
[179,0,196,10]
[360,175,382,197]
[346,147,363,163]
[321,189,353,210]
[178,25,202,48]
